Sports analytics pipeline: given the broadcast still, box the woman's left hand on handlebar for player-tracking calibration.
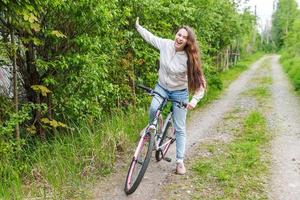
[186,103,195,110]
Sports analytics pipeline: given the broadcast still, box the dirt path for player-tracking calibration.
[93,55,300,200]
[268,55,300,199]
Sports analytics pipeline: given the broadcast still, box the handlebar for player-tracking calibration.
[137,84,188,108]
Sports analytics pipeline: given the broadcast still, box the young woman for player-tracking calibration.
[135,17,206,175]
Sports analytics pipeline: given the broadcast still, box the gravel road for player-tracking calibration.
[267,55,300,200]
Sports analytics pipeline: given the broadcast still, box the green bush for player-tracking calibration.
[280,13,300,90]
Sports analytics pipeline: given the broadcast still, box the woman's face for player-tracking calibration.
[174,28,188,51]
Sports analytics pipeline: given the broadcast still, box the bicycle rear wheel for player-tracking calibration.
[155,112,175,161]
[124,130,154,194]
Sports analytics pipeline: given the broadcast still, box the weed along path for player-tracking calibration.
[93,55,300,199]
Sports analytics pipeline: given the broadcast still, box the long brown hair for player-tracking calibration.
[179,26,206,93]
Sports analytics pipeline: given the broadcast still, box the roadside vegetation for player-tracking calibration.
[271,0,300,92]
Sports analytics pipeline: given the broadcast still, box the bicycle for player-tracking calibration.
[124,84,187,195]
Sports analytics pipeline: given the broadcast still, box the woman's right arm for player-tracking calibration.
[135,17,165,50]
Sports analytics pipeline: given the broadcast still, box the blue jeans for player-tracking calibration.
[149,84,188,162]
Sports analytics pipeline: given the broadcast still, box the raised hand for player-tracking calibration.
[135,17,139,28]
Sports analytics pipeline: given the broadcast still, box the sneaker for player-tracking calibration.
[176,162,186,175]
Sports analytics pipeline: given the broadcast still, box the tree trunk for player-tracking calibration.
[224,48,229,71]
[20,41,46,140]
[35,93,46,141]
[10,27,20,140]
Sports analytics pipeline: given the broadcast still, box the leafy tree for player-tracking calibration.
[280,9,300,90]
[271,0,298,49]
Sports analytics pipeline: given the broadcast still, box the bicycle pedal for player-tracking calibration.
[163,157,172,162]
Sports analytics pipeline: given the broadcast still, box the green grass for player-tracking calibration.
[1,107,148,199]
[191,111,270,200]
[252,76,273,85]
[242,60,272,101]
[281,49,300,91]
[0,164,23,199]
[243,87,270,100]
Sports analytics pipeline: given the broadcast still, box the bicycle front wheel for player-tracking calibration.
[124,130,154,194]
